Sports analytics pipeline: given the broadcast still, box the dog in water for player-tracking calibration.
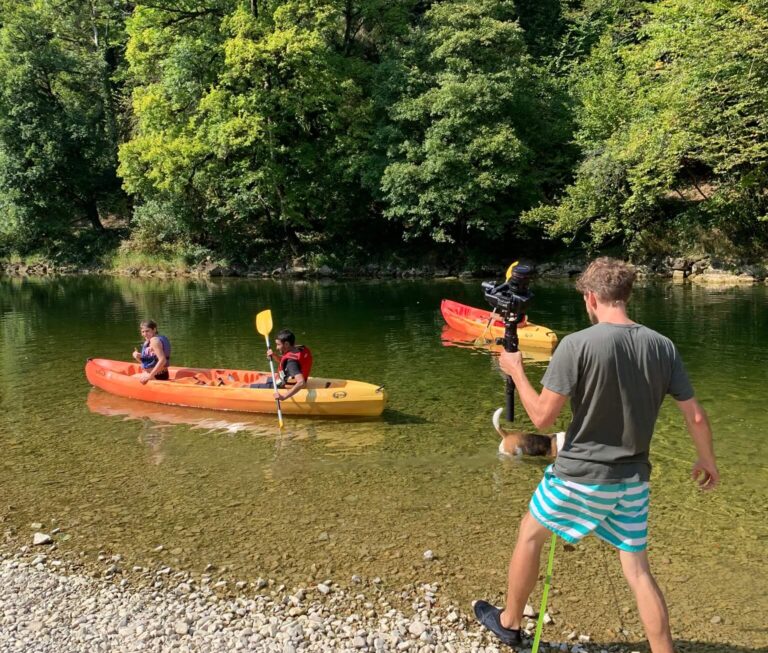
[492,408,565,458]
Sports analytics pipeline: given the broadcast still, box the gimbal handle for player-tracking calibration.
[503,313,525,421]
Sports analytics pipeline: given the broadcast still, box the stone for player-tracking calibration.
[692,272,755,285]
[408,621,426,637]
[523,604,536,617]
[32,533,52,546]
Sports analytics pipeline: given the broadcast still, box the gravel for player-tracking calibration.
[0,551,635,652]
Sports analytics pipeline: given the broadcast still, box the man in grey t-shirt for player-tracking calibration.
[474,258,718,653]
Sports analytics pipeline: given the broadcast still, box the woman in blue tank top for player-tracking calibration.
[132,319,171,384]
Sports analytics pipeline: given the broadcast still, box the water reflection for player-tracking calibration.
[440,325,554,363]
[86,389,386,455]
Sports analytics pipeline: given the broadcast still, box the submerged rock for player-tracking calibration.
[32,533,52,546]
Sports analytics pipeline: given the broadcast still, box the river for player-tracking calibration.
[0,275,766,650]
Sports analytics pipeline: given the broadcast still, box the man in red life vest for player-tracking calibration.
[251,329,312,400]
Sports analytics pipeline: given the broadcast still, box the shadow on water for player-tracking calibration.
[381,408,428,425]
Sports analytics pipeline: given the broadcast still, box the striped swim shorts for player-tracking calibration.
[529,465,649,552]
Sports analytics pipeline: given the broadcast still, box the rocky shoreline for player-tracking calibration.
[1,547,642,653]
[2,254,767,285]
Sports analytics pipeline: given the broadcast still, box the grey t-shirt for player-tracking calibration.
[542,323,694,483]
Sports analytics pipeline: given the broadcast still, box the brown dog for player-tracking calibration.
[493,408,565,458]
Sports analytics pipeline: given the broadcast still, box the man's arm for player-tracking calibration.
[278,373,305,401]
[499,352,568,431]
[675,397,719,490]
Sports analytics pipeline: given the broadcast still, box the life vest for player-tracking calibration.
[279,345,312,381]
[140,334,171,370]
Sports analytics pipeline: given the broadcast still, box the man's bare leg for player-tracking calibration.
[499,511,552,629]
[619,549,674,653]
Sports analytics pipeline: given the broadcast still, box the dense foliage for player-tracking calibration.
[1,0,767,266]
[524,0,768,255]
[0,0,127,259]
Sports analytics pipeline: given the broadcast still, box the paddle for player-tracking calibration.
[255,309,284,429]
[472,307,498,346]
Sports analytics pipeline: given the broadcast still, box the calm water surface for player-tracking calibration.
[1,276,766,649]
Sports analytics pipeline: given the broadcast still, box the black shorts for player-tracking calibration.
[249,378,276,389]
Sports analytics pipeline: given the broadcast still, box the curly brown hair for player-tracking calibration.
[575,257,636,303]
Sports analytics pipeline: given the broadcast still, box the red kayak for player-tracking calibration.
[440,299,558,351]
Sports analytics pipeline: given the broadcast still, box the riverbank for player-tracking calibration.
[0,548,602,653]
[0,547,741,653]
[2,254,767,284]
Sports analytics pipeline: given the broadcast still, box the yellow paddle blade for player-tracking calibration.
[255,309,273,336]
[505,261,519,281]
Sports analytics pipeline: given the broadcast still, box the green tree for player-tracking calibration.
[525,0,768,252]
[377,0,573,246]
[0,0,127,256]
[119,0,406,261]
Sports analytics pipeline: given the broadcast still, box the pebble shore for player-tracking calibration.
[0,550,640,653]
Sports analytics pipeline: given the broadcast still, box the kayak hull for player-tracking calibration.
[85,359,386,417]
[440,299,557,351]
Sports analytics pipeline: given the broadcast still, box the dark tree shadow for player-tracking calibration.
[381,408,428,425]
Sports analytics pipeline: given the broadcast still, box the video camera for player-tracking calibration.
[481,262,533,321]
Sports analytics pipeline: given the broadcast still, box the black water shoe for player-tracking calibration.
[473,600,522,648]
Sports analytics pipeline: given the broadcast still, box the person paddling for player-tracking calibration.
[250,329,312,401]
[132,319,171,384]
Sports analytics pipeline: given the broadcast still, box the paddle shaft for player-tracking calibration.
[474,308,498,345]
[264,333,284,428]
[531,533,557,653]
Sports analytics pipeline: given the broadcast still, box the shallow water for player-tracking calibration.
[1,275,766,649]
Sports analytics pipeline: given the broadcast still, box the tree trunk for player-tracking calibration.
[85,197,105,231]
[276,184,300,255]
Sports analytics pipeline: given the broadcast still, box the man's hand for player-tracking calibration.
[691,458,719,491]
[499,351,524,379]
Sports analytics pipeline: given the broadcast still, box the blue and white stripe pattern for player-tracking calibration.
[530,465,649,552]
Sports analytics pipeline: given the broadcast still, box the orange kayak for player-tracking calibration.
[440,299,558,352]
[85,359,386,417]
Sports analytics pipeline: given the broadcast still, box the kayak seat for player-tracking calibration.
[212,371,240,387]
[173,377,201,385]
